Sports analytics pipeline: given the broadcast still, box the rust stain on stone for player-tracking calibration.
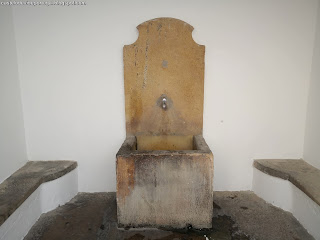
[116,157,135,205]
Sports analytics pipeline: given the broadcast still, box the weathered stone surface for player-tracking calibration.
[124,17,205,139]
[254,159,320,206]
[136,135,194,151]
[116,135,213,229]
[0,160,77,226]
[118,18,213,229]
[24,192,314,240]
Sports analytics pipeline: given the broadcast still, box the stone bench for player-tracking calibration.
[0,161,78,240]
[253,159,320,239]
[254,159,320,206]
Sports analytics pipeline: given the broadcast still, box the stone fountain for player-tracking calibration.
[116,17,213,229]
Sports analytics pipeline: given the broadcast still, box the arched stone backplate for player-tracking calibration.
[124,18,205,137]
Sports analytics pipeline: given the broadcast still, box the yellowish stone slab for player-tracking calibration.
[124,18,205,139]
[136,135,193,151]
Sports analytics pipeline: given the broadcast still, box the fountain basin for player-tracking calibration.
[116,135,213,229]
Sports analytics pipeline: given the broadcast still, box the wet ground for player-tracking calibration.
[24,191,314,240]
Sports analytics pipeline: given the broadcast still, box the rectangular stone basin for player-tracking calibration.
[116,135,213,229]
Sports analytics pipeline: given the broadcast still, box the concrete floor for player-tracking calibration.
[24,191,314,240]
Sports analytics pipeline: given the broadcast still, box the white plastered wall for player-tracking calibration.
[304,0,320,169]
[0,4,27,183]
[10,0,319,192]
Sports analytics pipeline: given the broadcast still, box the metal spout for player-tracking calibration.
[162,97,167,109]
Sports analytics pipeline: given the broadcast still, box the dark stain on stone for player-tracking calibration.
[125,233,145,240]
[228,195,237,199]
[241,206,248,210]
[212,215,251,240]
[157,215,250,240]
[213,201,221,209]
[24,192,315,240]
[124,226,130,230]
[162,60,168,68]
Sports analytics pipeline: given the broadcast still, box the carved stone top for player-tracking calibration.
[124,18,205,137]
